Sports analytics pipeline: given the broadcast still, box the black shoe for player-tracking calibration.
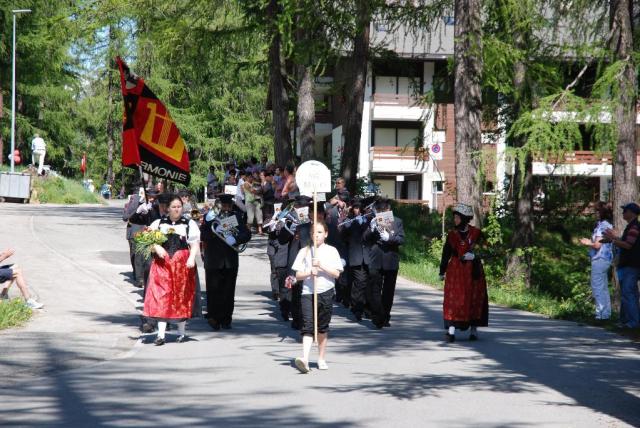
[384,321,391,327]
[272,292,279,301]
[281,312,290,322]
[141,322,155,334]
[221,323,232,330]
[353,312,363,322]
[291,321,301,330]
[154,337,165,346]
[176,335,186,343]
[469,334,478,341]
[135,281,144,288]
[374,322,384,329]
[446,333,455,343]
[208,319,220,331]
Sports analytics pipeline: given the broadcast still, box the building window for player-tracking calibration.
[372,122,422,148]
[433,181,444,193]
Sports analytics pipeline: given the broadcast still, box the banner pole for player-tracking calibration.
[138,164,148,203]
[313,188,318,344]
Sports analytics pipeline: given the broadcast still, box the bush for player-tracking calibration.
[33,176,103,205]
[396,200,598,322]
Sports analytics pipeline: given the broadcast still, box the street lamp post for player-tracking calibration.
[10,9,32,173]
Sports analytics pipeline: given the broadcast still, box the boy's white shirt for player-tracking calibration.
[292,243,343,295]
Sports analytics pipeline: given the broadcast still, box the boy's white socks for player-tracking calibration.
[448,326,455,336]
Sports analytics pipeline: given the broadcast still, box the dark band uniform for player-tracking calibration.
[364,215,404,327]
[201,199,251,329]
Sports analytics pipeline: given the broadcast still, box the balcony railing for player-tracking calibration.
[370,146,429,160]
[372,93,422,106]
[537,151,640,165]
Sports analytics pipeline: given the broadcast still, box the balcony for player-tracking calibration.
[371,94,428,121]
[370,146,430,174]
[533,151,640,177]
[372,93,422,106]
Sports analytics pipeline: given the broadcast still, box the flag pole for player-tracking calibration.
[313,187,318,344]
[138,164,148,203]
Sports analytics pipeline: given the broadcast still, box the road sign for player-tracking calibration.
[296,160,331,195]
[429,143,443,160]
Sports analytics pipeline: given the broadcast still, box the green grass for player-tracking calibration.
[33,176,104,204]
[0,299,32,330]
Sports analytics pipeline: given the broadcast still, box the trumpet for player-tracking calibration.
[209,209,247,253]
[337,202,376,228]
[337,211,375,228]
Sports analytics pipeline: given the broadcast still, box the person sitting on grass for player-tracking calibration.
[0,248,44,309]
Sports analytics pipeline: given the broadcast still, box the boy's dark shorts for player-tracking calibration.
[0,264,14,283]
[301,289,335,335]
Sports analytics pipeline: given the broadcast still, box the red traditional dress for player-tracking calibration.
[143,216,199,321]
[439,226,489,330]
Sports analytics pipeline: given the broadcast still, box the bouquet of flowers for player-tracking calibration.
[133,228,167,258]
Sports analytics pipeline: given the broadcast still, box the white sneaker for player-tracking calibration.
[294,357,310,374]
[26,298,44,309]
[317,359,329,370]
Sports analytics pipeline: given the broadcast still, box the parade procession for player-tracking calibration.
[3,2,640,426]
[113,56,490,372]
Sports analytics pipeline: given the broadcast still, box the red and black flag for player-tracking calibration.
[116,57,190,185]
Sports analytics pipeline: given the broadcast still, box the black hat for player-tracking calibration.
[351,197,363,208]
[157,193,172,204]
[145,189,160,198]
[621,202,640,215]
[294,195,312,207]
[361,195,378,208]
[375,198,391,211]
[217,194,235,204]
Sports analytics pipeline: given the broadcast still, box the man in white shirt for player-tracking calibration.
[31,134,46,175]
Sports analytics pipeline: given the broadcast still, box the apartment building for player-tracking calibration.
[293,20,638,210]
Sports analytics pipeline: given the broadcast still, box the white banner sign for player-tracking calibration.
[296,160,331,195]
[224,185,237,195]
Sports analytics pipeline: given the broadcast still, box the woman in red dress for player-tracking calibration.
[143,194,201,345]
[439,202,488,343]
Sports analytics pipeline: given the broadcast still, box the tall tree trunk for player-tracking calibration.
[454,0,484,226]
[609,0,637,310]
[268,0,293,167]
[297,65,316,161]
[610,0,637,229]
[340,0,370,194]
[505,22,535,288]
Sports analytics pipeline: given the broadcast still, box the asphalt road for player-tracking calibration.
[1,202,639,427]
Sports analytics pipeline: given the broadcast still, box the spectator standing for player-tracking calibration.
[207,166,218,199]
[31,133,47,175]
[261,170,275,222]
[281,164,299,200]
[603,203,640,329]
[580,202,613,321]
[243,174,263,234]
[274,167,284,202]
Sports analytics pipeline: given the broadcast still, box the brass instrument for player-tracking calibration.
[208,200,247,253]
[337,202,376,228]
